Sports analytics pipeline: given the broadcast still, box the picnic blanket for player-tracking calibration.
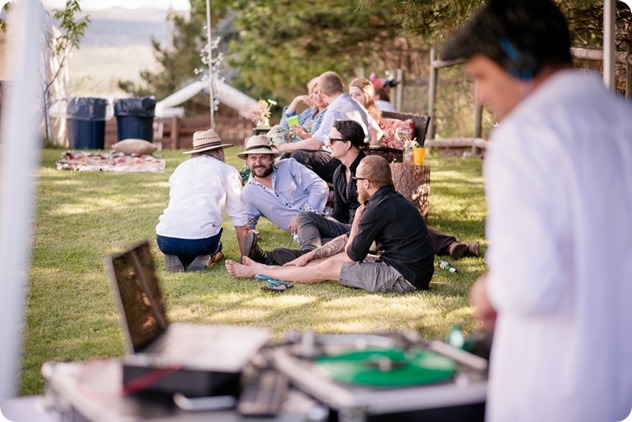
[56,150,166,173]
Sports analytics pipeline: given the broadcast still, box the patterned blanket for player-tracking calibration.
[56,150,166,173]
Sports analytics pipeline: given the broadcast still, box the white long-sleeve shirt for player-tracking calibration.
[156,155,247,239]
[484,70,632,422]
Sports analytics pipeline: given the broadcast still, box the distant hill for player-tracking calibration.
[69,8,184,95]
[78,7,170,47]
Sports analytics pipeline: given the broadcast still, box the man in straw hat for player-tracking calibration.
[156,128,248,272]
[227,155,435,293]
[441,0,632,420]
[238,135,328,260]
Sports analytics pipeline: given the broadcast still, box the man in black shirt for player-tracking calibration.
[226,155,434,292]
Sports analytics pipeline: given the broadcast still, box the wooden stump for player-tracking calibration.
[390,163,430,222]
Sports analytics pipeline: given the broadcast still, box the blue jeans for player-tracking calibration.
[296,211,350,251]
[156,228,222,267]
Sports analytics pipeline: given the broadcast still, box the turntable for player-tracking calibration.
[267,331,488,422]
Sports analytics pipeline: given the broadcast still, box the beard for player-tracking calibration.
[358,188,369,205]
[251,163,274,178]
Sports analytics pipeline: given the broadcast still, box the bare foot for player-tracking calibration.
[225,259,257,278]
[241,256,257,266]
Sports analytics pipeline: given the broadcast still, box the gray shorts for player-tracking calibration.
[339,255,416,293]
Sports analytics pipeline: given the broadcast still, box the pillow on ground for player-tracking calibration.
[378,118,415,149]
[111,138,157,155]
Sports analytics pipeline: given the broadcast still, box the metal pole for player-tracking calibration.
[0,0,43,402]
[603,0,616,90]
[205,0,215,129]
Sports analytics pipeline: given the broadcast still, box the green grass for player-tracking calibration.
[21,148,487,395]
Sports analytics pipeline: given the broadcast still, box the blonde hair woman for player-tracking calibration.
[349,78,381,123]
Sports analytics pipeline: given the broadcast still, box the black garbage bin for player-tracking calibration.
[114,97,156,142]
[66,97,108,149]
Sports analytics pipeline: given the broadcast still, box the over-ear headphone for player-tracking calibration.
[499,36,540,81]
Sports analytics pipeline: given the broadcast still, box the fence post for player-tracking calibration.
[428,48,438,142]
[473,104,483,156]
[395,69,404,111]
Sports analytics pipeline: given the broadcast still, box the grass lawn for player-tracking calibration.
[21,147,487,395]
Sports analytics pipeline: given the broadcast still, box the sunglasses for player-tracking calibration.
[328,137,348,144]
[352,176,368,183]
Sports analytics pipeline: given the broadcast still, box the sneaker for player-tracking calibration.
[466,242,481,257]
[271,248,306,265]
[165,254,185,272]
[448,242,468,260]
[243,231,268,264]
[186,254,211,272]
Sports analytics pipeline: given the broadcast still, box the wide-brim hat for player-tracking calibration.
[182,129,233,154]
[236,135,282,159]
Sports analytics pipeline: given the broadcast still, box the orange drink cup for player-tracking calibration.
[413,147,426,165]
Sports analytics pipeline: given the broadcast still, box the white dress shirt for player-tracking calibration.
[311,93,381,147]
[484,70,632,422]
[156,155,247,239]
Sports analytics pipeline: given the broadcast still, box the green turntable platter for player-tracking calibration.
[314,348,458,387]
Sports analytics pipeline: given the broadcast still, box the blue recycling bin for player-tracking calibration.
[114,97,156,142]
[66,97,108,149]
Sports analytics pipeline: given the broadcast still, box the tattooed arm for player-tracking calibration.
[283,234,348,267]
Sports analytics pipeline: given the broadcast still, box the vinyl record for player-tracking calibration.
[314,348,457,387]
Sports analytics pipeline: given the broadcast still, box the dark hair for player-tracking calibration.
[334,120,366,150]
[374,86,390,102]
[360,155,392,189]
[440,0,572,80]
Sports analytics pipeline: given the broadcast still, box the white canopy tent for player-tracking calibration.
[155,79,258,119]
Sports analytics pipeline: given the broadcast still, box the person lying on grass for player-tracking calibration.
[226,155,434,292]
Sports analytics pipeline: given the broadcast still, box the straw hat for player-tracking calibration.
[182,129,233,154]
[236,136,282,159]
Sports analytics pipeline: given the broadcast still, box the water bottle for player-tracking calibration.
[439,260,457,273]
[403,146,414,164]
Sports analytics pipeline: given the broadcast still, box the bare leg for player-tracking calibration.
[226,253,347,284]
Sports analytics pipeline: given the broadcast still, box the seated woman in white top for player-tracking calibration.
[155,129,248,272]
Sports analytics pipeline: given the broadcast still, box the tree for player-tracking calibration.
[42,0,90,143]
[1,0,90,144]
[118,0,236,115]
[120,0,423,111]
[227,0,423,105]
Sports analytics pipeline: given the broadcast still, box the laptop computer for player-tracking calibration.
[104,240,270,396]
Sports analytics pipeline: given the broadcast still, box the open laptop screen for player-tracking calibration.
[108,241,169,353]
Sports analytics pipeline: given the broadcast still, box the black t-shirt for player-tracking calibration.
[330,151,365,224]
[346,185,435,290]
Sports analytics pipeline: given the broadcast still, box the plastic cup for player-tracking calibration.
[286,115,299,127]
[413,147,426,165]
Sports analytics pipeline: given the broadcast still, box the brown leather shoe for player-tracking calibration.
[243,231,268,263]
[448,242,468,260]
[466,242,480,257]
